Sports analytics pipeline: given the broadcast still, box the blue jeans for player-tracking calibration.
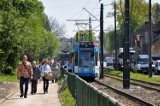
[20,77,30,96]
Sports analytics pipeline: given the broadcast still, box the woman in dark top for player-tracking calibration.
[31,61,41,94]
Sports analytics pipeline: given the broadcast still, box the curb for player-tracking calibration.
[0,90,19,103]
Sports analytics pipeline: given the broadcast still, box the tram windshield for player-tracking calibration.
[79,52,94,67]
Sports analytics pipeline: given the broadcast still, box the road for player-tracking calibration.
[1,81,61,106]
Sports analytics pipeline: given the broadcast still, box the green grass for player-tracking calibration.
[0,73,18,82]
[60,87,76,106]
[104,69,160,84]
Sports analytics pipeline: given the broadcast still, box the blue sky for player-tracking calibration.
[40,0,160,37]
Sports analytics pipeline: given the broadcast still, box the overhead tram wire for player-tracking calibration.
[83,8,100,22]
[91,2,101,13]
[75,22,88,30]
[67,0,104,39]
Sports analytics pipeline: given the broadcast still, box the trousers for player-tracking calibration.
[31,79,38,94]
[20,77,30,96]
[43,77,49,93]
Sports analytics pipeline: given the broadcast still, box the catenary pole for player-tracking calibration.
[149,0,152,78]
[123,0,130,89]
[100,3,104,79]
[114,1,118,70]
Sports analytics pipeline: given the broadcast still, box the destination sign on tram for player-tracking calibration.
[80,48,94,51]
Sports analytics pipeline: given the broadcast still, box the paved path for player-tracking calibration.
[1,81,61,106]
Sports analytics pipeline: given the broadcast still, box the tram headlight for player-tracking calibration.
[92,68,95,72]
[78,68,82,72]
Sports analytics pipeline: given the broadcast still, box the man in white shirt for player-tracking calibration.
[63,60,73,73]
[41,59,51,94]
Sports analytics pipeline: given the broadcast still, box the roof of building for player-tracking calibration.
[131,22,151,36]
[132,21,160,36]
[152,21,160,33]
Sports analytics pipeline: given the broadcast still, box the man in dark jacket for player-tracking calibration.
[31,61,41,94]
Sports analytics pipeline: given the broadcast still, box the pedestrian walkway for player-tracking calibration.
[1,81,61,106]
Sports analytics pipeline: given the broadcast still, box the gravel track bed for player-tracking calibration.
[95,77,160,106]
[91,81,143,106]
[131,80,160,90]
[109,75,160,89]
[106,75,160,91]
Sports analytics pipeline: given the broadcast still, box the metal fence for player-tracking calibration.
[60,67,67,78]
[67,72,123,106]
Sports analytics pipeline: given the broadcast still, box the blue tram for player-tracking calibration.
[72,41,100,78]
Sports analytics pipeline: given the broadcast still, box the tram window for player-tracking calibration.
[75,52,78,66]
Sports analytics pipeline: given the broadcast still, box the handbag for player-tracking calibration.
[45,72,53,79]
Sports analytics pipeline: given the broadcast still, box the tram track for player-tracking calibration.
[104,75,160,92]
[93,80,156,106]
[110,74,160,87]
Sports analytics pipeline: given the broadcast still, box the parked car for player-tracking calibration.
[131,54,155,73]
[106,59,114,70]
[154,60,160,75]
[132,54,149,73]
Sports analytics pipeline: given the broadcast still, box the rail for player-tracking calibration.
[105,75,160,92]
[110,74,160,87]
[94,80,155,106]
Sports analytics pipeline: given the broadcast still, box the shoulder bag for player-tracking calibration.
[23,63,31,78]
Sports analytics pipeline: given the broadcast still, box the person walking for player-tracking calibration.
[63,59,73,73]
[52,60,60,83]
[17,55,33,98]
[41,59,51,94]
[31,61,41,95]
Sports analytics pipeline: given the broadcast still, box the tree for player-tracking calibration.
[105,0,149,52]
[152,3,160,24]
[104,27,123,53]
[0,0,61,74]
[115,0,148,33]
[74,30,96,42]
[49,17,66,37]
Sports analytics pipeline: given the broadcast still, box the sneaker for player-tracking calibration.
[20,94,23,97]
